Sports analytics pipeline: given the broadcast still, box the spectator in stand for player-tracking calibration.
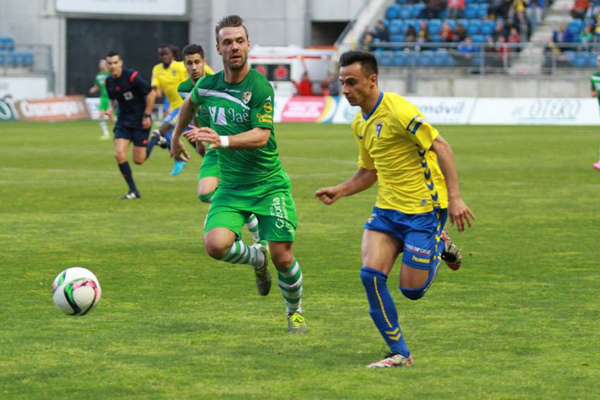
[446,0,465,19]
[580,23,594,50]
[293,72,314,96]
[418,21,430,43]
[508,27,521,44]
[454,22,468,42]
[406,25,418,43]
[361,31,375,51]
[439,21,455,42]
[485,37,497,54]
[496,36,512,65]
[457,36,478,63]
[492,20,508,41]
[551,23,574,52]
[571,0,590,19]
[320,72,340,96]
[374,20,390,43]
[517,10,532,39]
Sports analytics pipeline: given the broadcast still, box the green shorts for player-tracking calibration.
[99,96,110,112]
[198,148,220,180]
[204,171,297,242]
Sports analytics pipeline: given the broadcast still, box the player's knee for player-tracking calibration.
[271,249,294,270]
[133,158,144,165]
[204,239,229,260]
[400,286,426,301]
[114,151,127,163]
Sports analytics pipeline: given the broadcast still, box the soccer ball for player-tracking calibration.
[52,267,102,315]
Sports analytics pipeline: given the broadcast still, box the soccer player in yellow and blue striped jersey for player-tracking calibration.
[316,50,475,368]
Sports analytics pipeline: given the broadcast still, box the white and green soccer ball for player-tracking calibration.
[52,267,102,316]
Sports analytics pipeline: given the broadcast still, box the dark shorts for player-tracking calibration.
[114,125,150,147]
[364,206,447,270]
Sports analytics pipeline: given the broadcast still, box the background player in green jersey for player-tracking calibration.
[171,15,306,333]
[178,43,261,244]
[88,59,114,140]
[591,54,600,171]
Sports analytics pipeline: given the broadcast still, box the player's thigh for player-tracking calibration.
[268,241,295,271]
[361,229,402,275]
[400,263,431,289]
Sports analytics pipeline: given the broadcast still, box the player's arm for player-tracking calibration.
[315,168,378,205]
[171,95,200,161]
[142,88,156,129]
[186,126,270,149]
[89,84,99,94]
[430,134,475,232]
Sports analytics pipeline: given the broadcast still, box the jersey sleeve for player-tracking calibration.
[397,103,438,150]
[131,71,152,96]
[353,119,375,170]
[151,64,159,88]
[190,76,206,105]
[250,82,274,130]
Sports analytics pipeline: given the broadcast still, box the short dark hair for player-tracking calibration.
[106,50,120,58]
[215,15,248,43]
[339,50,378,76]
[182,44,205,59]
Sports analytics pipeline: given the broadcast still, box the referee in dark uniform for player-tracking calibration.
[105,51,156,199]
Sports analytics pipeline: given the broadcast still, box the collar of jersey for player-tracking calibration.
[362,92,384,121]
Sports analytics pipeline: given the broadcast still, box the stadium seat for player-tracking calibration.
[589,52,599,67]
[418,51,434,67]
[567,20,583,36]
[477,4,489,18]
[392,51,407,66]
[389,20,404,35]
[0,53,5,66]
[412,4,425,18]
[467,20,482,35]
[400,5,412,19]
[480,20,495,35]
[464,5,478,19]
[386,5,400,20]
[572,53,587,68]
[377,50,394,66]
[0,36,15,51]
[445,19,457,30]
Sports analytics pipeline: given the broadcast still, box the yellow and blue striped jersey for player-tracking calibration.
[352,92,448,214]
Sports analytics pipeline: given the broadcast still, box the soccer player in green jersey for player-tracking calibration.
[171,15,306,333]
[591,54,600,170]
[88,59,114,140]
[178,44,261,244]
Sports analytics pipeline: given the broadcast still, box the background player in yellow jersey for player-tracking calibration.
[316,50,475,368]
[147,44,191,176]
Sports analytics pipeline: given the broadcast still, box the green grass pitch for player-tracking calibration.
[0,121,599,399]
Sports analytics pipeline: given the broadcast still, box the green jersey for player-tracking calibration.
[95,71,110,99]
[592,73,600,102]
[190,70,279,187]
[178,78,210,127]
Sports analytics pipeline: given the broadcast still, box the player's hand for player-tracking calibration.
[187,127,223,149]
[170,138,190,162]
[448,197,475,232]
[142,116,152,129]
[315,186,343,205]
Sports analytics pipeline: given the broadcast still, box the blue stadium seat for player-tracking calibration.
[0,36,15,51]
[480,20,495,35]
[389,20,404,35]
[400,5,413,19]
[445,19,457,30]
[589,52,599,67]
[418,51,434,67]
[20,51,34,67]
[471,34,485,43]
[377,50,394,66]
[391,34,406,43]
[392,51,407,66]
[574,53,588,68]
[405,52,418,66]
[396,0,408,4]
[0,53,5,66]
[464,5,478,19]
[412,3,425,18]
[467,20,482,35]
[386,5,400,20]
[477,4,489,18]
